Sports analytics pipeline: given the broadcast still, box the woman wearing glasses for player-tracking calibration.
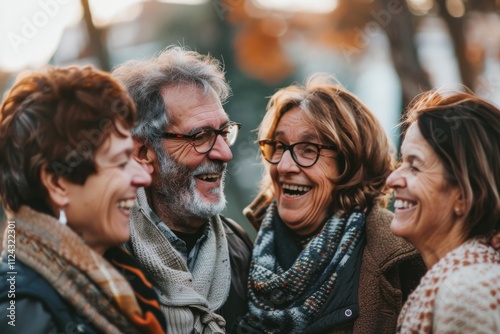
[235,73,425,334]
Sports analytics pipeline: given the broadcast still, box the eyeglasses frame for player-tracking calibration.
[259,139,336,168]
[160,121,242,154]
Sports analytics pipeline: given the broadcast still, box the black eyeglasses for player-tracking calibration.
[161,122,242,154]
[259,139,336,167]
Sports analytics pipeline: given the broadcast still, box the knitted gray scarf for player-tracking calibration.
[238,201,366,333]
[128,188,231,334]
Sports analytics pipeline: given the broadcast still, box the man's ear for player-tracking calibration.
[40,167,69,208]
[133,139,155,175]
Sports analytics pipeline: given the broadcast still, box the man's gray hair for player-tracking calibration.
[112,45,231,145]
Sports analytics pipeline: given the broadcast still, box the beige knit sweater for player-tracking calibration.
[397,238,500,334]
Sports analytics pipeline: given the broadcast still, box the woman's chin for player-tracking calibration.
[279,213,303,229]
[390,218,414,241]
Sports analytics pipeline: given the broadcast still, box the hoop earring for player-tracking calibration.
[59,209,67,225]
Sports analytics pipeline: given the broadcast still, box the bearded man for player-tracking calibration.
[113,46,252,334]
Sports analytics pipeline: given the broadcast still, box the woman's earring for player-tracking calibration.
[59,209,67,225]
[454,207,462,216]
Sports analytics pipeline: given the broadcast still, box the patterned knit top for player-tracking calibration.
[397,238,500,334]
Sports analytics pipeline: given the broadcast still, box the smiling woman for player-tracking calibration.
[237,73,426,334]
[388,90,500,333]
[0,66,165,333]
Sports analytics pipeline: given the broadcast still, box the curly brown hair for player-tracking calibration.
[0,65,136,213]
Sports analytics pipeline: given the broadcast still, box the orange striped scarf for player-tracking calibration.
[8,206,165,334]
[105,245,166,333]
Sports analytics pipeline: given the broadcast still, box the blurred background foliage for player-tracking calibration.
[0,0,499,236]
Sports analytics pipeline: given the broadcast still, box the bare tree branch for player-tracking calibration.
[80,0,110,71]
[436,0,476,90]
[379,0,432,108]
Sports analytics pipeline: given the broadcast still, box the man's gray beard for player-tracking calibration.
[152,145,227,220]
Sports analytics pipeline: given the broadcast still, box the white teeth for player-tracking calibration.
[199,174,219,180]
[117,199,135,211]
[282,183,312,192]
[394,199,416,209]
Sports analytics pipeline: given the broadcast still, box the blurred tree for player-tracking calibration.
[222,0,499,125]
[375,0,431,114]
[81,0,110,71]
[436,0,499,91]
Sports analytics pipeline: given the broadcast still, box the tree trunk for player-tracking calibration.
[436,0,476,91]
[377,0,432,147]
[80,0,110,71]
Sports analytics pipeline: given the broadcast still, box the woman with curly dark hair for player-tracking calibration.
[0,66,165,333]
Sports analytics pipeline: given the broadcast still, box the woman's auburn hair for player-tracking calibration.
[258,73,395,216]
[0,65,136,213]
[403,89,500,238]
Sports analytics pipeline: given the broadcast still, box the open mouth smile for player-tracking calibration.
[117,198,135,214]
[393,198,417,210]
[195,173,220,182]
[282,183,312,197]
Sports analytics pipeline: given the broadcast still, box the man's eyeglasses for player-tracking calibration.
[161,122,242,154]
[259,139,336,168]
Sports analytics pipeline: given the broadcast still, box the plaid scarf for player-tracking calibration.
[238,201,366,333]
[6,206,163,333]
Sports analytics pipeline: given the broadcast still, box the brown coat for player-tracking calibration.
[243,193,426,334]
[350,206,425,334]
